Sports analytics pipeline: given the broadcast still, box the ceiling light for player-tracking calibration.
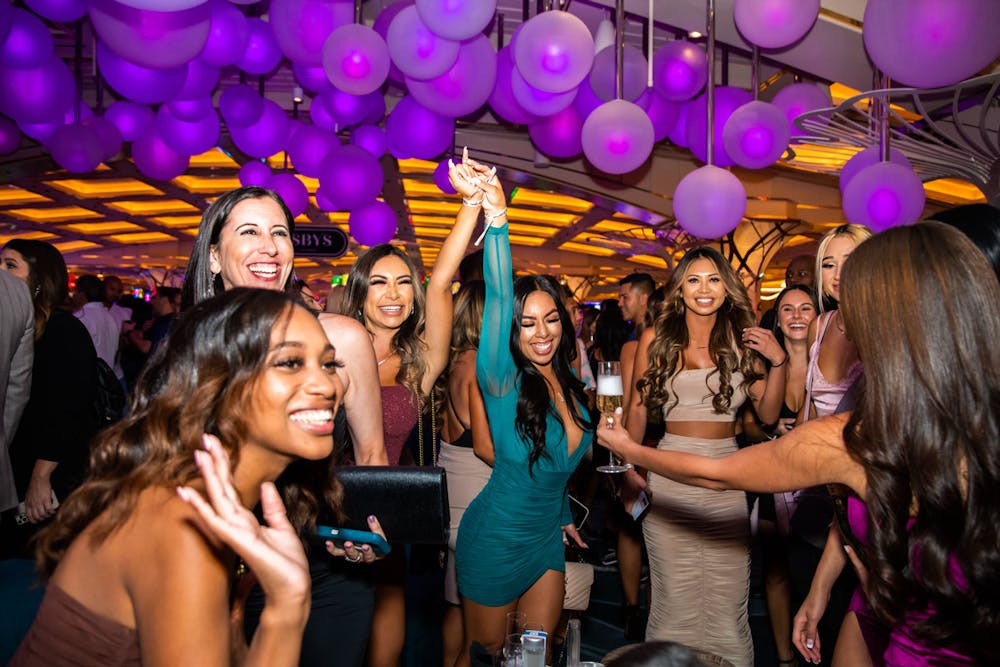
[688,30,703,38]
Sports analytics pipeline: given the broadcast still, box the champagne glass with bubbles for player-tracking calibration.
[596,361,631,473]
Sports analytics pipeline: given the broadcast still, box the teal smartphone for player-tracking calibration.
[316,525,391,557]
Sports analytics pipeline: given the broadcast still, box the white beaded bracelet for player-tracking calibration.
[462,196,483,207]
[473,209,508,246]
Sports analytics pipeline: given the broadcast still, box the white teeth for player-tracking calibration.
[249,263,278,276]
[290,409,333,424]
[380,305,402,312]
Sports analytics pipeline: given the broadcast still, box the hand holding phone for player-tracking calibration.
[317,524,391,558]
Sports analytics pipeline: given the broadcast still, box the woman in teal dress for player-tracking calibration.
[453,163,593,665]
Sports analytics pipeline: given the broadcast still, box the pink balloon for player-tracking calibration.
[288,123,338,177]
[405,34,497,118]
[0,115,22,154]
[685,86,754,167]
[294,63,332,93]
[433,159,456,194]
[514,11,593,94]
[652,41,707,102]
[387,5,460,81]
[318,144,384,211]
[674,165,747,239]
[529,105,584,159]
[734,0,820,49]
[639,88,680,143]
[105,100,153,141]
[199,0,249,67]
[385,95,454,160]
[488,46,537,125]
[237,18,282,75]
[270,0,353,67]
[842,161,925,231]
[88,0,211,70]
[351,124,387,158]
[510,67,576,118]
[863,0,1000,89]
[349,200,397,246]
[239,160,273,187]
[1,8,54,69]
[588,44,647,102]
[322,24,390,96]
[581,99,655,174]
[49,124,103,173]
[24,0,88,22]
[414,0,496,42]
[271,172,309,218]
[156,104,219,155]
[132,129,190,181]
[722,100,790,169]
[229,99,290,158]
[0,55,74,123]
[839,145,913,194]
[96,41,186,104]
[218,85,264,127]
[771,82,831,135]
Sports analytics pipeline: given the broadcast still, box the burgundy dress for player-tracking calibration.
[380,385,419,466]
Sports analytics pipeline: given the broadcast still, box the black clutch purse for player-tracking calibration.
[334,466,450,545]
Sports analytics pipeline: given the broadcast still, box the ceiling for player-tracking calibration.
[0,0,993,300]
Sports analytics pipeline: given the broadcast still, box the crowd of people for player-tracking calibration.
[0,159,998,667]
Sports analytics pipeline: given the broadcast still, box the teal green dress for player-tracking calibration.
[455,225,592,606]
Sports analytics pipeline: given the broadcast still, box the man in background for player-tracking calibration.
[0,270,33,515]
[74,274,120,369]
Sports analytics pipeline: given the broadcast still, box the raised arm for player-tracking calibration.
[742,326,788,425]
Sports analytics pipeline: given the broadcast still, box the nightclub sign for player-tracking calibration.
[292,227,349,258]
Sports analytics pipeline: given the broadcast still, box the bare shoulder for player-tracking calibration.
[638,327,655,346]
[318,314,373,353]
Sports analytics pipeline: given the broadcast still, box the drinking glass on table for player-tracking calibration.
[596,361,631,473]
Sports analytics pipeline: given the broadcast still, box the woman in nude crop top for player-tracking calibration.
[624,247,788,667]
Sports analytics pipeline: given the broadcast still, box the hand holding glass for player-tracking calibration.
[596,361,631,473]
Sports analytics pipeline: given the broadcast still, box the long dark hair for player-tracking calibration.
[509,275,592,473]
[181,186,296,309]
[639,246,761,415]
[769,284,818,351]
[3,239,70,339]
[841,222,1000,660]
[33,289,308,576]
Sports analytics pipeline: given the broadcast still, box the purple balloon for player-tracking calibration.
[414,0,496,42]
[349,200,397,246]
[132,129,190,181]
[433,159,456,194]
[318,144,384,211]
[229,99,290,159]
[734,0,820,49]
[581,99,655,174]
[351,124,387,158]
[839,145,913,194]
[49,123,104,173]
[842,161,925,231]
[237,18,282,75]
[88,115,123,160]
[685,86,754,167]
[722,100,790,169]
[1,8,54,69]
[530,105,584,159]
[218,85,264,127]
[309,95,337,131]
[572,79,604,122]
[88,0,211,70]
[316,88,371,127]
[652,41,707,102]
[200,0,248,67]
[167,96,214,122]
[177,58,220,99]
[114,0,208,8]
[294,63,332,93]
[104,100,153,141]
[405,34,496,118]
[385,95,454,160]
[288,123,338,177]
[863,0,1000,89]
[239,160,273,187]
[514,11,594,94]
[322,24,390,96]
[314,186,339,212]
[771,82,832,135]
[24,0,88,22]
[674,165,747,239]
[387,6,460,81]
[271,172,309,218]
[510,68,576,117]
[0,115,22,154]
[96,41,186,104]
[363,93,386,124]
[373,0,413,84]
[156,104,219,155]
[270,0,353,67]
[589,44,647,103]
[489,46,537,125]
[18,118,64,143]
[668,101,692,147]
[639,88,680,143]
[0,55,74,124]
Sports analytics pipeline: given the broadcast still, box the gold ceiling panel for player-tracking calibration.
[592,220,644,233]
[45,179,162,198]
[189,150,241,168]
[627,254,670,269]
[408,200,462,215]
[7,206,101,222]
[558,241,616,257]
[63,221,145,234]
[107,232,177,244]
[170,176,242,193]
[0,231,57,243]
[508,234,546,247]
[107,200,200,215]
[56,240,101,253]
[509,189,593,212]
[0,188,50,205]
[402,179,457,198]
[293,258,319,267]
[150,215,203,228]
[923,178,987,205]
[398,158,437,174]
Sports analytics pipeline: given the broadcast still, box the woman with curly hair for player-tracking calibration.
[599,222,1000,666]
[624,246,788,666]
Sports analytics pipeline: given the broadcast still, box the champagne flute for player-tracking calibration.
[596,361,631,473]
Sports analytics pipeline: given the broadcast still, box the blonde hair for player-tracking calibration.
[815,224,872,312]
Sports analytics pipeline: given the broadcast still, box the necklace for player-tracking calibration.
[834,311,846,335]
[377,352,395,367]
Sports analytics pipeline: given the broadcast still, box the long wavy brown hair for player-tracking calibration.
[840,222,1000,661]
[33,289,323,577]
[638,247,760,415]
[3,239,71,340]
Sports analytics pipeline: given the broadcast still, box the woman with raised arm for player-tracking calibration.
[453,163,593,666]
[11,288,348,666]
[599,222,1000,667]
[623,247,787,667]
